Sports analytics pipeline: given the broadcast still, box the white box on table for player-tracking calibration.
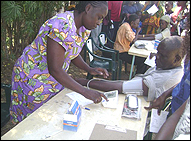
[63,100,81,132]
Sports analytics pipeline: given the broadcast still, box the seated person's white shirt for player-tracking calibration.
[173,96,190,140]
[122,66,184,101]
[155,28,171,41]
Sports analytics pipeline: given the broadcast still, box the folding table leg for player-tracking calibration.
[129,55,135,80]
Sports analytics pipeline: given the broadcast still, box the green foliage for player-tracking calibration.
[1,1,22,23]
[1,1,66,61]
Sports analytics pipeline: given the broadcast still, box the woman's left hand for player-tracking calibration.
[89,67,109,78]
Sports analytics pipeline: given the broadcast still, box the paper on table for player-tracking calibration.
[66,92,93,106]
[149,109,169,133]
[147,4,158,15]
[144,55,156,67]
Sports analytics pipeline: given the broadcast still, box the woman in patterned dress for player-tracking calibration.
[141,1,164,35]
[10,1,109,124]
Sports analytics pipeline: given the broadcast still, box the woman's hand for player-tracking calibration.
[82,88,108,104]
[89,67,109,78]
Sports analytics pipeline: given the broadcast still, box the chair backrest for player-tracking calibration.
[99,33,106,46]
[86,38,94,62]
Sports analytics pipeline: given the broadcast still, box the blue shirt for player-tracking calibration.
[171,61,190,113]
[122,4,138,15]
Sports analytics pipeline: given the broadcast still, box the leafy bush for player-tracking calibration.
[1,1,66,60]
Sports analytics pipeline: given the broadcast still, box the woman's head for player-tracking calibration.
[75,1,108,30]
[127,14,140,29]
[159,15,170,30]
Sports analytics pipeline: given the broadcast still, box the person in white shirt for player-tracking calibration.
[138,15,171,41]
[75,36,185,102]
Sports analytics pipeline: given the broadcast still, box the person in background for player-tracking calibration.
[141,1,164,35]
[138,15,171,41]
[134,1,144,12]
[120,1,137,22]
[75,36,185,103]
[165,1,174,17]
[171,1,189,35]
[9,1,109,124]
[114,14,148,74]
[132,11,142,34]
[107,1,123,42]
[90,24,103,51]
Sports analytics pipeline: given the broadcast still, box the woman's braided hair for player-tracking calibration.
[75,1,108,14]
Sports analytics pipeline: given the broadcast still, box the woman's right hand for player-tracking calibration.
[81,88,108,104]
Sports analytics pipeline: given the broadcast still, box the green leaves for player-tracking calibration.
[1,1,22,22]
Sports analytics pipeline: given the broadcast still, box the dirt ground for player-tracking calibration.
[1,50,131,137]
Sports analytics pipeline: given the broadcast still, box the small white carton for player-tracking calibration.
[63,100,81,132]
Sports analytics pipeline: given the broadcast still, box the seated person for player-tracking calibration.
[114,14,149,74]
[144,61,190,115]
[132,11,143,34]
[154,96,190,140]
[75,36,185,102]
[138,15,171,41]
[144,10,190,115]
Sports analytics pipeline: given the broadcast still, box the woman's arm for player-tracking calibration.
[47,37,108,103]
[71,54,109,78]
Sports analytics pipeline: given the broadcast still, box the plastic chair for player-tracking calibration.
[98,32,122,79]
[1,83,12,127]
[84,37,121,80]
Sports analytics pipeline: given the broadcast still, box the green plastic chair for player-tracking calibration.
[1,83,12,127]
[85,37,121,80]
[98,32,122,79]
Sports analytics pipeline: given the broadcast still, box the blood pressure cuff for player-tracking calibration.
[122,77,143,95]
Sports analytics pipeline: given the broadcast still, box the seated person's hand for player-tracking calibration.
[144,95,166,115]
[89,67,109,78]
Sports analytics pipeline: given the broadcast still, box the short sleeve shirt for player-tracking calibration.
[141,66,184,101]
[114,22,135,53]
[39,11,91,72]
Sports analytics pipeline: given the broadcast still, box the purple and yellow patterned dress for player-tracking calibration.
[10,11,91,124]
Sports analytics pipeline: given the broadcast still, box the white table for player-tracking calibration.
[1,88,150,140]
[128,40,157,79]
